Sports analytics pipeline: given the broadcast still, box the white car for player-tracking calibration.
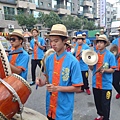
[0,36,10,50]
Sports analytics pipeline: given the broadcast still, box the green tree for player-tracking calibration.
[43,11,62,28]
[15,14,37,31]
[62,15,75,30]
[82,18,96,30]
[37,12,45,25]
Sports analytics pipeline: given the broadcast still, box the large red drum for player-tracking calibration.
[0,73,31,120]
[0,41,11,79]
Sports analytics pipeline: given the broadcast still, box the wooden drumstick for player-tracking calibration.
[93,64,104,76]
[36,60,43,90]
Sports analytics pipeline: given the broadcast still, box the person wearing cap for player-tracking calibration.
[89,35,116,120]
[82,32,91,47]
[36,24,83,120]
[71,36,77,47]
[93,32,100,52]
[112,26,120,99]
[75,34,91,95]
[64,40,71,52]
[100,29,104,35]
[8,30,29,80]
[29,28,45,86]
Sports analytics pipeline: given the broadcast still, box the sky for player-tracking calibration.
[106,0,118,3]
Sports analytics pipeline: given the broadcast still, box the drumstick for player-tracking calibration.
[8,50,23,55]
[36,60,43,90]
[93,64,104,76]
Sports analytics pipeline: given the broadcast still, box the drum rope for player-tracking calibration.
[0,78,24,114]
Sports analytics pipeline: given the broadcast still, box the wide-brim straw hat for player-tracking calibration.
[72,36,76,39]
[76,34,84,40]
[95,35,110,46]
[100,29,104,32]
[95,32,100,36]
[31,28,40,34]
[82,32,87,36]
[65,42,74,48]
[9,30,26,41]
[44,24,69,38]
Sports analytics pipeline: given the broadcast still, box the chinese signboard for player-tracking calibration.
[100,0,106,27]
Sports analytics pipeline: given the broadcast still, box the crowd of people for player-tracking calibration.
[4,24,120,120]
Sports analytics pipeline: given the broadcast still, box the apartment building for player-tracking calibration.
[0,0,95,32]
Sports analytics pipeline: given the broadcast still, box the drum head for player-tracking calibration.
[12,107,48,120]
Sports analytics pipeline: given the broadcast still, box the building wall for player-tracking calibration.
[0,0,95,33]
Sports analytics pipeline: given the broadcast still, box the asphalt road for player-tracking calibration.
[24,45,120,120]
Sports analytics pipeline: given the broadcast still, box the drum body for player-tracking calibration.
[12,107,48,120]
[0,41,11,79]
[0,74,31,120]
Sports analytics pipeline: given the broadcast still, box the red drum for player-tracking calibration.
[0,73,31,120]
[0,41,11,79]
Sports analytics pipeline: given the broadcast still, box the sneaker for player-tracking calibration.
[30,81,35,86]
[86,89,91,95]
[94,116,103,120]
[116,94,120,99]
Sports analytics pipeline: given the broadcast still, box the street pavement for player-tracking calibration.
[24,45,120,120]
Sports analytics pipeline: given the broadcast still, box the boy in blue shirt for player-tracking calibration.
[75,34,91,95]
[36,24,83,120]
[89,35,116,120]
[8,30,29,80]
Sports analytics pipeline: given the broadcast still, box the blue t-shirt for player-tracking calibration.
[8,47,29,80]
[30,36,45,59]
[92,49,116,90]
[75,43,90,71]
[45,51,83,120]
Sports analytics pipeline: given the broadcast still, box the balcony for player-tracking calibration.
[83,13,93,19]
[17,1,36,10]
[83,0,93,7]
[54,4,71,15]
[58,8,71,15]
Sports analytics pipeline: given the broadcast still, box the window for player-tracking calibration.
[4,6,15,20]
[40,2,43,6]
[34,0,39,7]
[107,18,110,21]
[107,11,110,14]
[48,3,51,7]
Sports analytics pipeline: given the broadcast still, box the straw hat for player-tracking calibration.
[9,30,25,41]
[65,41,74,48]
[95,32,100,36]
[72,36,76,39]
[31,28,39,34]
[100,29,104,32]
[76,34,84,40]
[44,24,69,38]
[82,32,87,36]
[95,35,110,46]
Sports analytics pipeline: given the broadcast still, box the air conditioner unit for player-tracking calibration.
[8,24,14,29]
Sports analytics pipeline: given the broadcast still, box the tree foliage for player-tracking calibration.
[15,14,37,31]
[15,11,96,31]
[37,11,62,28]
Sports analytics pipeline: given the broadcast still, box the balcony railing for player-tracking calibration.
[54,4,67,9]
[83,0,93,7]
[0,13,15,21]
